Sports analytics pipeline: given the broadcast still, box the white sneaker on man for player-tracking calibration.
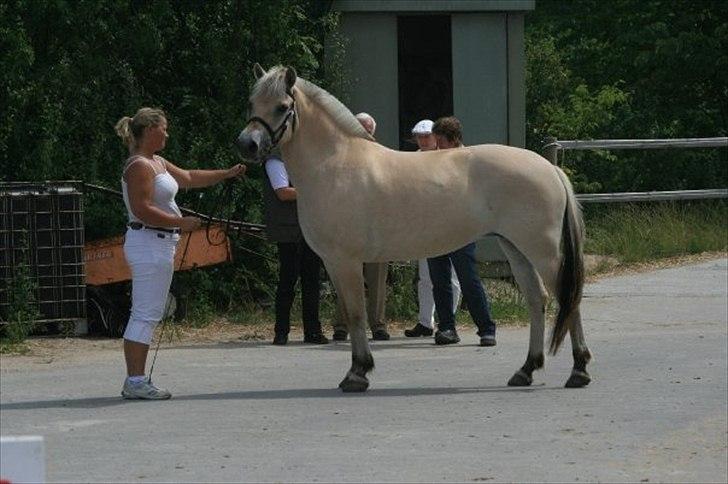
[121,378,172,400]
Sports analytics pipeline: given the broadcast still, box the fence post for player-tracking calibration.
[543,136,559,165]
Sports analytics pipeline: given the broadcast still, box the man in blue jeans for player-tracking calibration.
[427,117,497,346]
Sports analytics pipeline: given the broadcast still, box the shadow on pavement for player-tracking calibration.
[0,384,548,411]
[167,337,490,352]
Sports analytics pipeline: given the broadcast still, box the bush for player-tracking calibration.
[1,0,343,316]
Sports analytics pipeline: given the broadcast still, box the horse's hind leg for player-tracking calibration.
[497,237,548,386]
[324,259,374,392]
[565,308,592,387]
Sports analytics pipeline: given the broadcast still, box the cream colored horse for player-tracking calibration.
[236,65,592,392]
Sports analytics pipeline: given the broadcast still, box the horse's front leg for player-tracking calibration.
[326,260,373,392]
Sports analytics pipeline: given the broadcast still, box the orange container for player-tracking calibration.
[84,226,232,286]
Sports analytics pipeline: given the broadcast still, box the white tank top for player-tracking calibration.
[121,155,182,225]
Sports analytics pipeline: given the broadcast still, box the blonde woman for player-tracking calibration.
[115,107,245,400]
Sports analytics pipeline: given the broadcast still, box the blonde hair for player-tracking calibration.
[114,107,167,150]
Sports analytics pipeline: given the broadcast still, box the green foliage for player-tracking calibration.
[526,0,728,193]
[0,0,339,189]
[385,264,419,321]
[1,240,40,344]
[0,0,341,315]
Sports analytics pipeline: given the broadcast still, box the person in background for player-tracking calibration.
[116,107,245,400]
[331,112,391,342]
[404,119,462,338]
[263,152,329,346]
[426,116,497,346]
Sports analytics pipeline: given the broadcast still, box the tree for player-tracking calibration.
[526,0,728,192]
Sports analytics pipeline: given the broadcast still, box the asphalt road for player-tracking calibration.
[1,258,726,483]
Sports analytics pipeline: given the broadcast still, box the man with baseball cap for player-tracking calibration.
[410,119,437,151]
[404,119,463,338]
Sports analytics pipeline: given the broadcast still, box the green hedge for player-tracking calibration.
[1,0,342,308]
[525,0,728,193]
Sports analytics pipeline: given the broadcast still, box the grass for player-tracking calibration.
[0,340,30,355]
[584,200,727,263]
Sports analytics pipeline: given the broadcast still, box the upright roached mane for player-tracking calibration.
[251,68,374,142]
[237,64,592,393]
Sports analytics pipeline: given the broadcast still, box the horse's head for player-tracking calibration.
[236,64,298,162]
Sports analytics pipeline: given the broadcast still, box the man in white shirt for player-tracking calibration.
[263,155,329,345]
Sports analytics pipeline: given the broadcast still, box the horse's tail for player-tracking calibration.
[549,166,585,355]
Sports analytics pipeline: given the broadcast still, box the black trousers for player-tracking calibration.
[274,239,322,336]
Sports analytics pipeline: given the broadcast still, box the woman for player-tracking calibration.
[115,107,245,400]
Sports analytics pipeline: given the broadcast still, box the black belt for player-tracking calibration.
[127,222,181,234]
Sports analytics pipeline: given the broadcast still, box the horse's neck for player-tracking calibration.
[281,98,351,188]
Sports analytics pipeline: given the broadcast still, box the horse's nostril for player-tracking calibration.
[246,139,258,155]
[235,133,258,158]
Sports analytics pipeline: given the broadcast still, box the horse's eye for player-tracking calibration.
[276,104,289,114]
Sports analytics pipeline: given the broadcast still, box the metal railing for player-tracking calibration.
[542,136,728,203]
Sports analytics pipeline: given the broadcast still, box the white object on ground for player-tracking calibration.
[0,436,45,483]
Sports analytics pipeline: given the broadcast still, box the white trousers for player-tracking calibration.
[417,259,461,329]
[122,228,179,345]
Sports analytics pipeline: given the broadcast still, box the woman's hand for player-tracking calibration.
[179,216,202,232]
[226,163,246,179]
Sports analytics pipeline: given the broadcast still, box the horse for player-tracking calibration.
[236,64,592,392]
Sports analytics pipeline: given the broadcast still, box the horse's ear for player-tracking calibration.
[253,63,266,80]
[284,66,297,90]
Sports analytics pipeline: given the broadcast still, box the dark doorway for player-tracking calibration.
[397,16,453,151]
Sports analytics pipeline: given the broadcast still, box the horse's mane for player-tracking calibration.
[252,66,374,141]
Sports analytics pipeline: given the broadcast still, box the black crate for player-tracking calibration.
[0,182,86,326]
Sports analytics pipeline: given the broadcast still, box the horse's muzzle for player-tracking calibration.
[235,130,264,162]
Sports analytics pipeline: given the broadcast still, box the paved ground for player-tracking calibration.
[1,258,726,483]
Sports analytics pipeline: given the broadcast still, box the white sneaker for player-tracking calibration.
[121,378,172,400]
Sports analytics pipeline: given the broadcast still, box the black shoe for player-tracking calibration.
[371,329,390,341]
[404,323,434,337]
[332,330,348,341]
[434,329,460,345]
[304,332,330,344]
[272,333,288,345]
[480,334,496,347]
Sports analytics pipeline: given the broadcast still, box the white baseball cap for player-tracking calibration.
[411,119,434,135]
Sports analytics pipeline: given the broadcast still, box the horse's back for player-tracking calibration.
[466,144,566,203]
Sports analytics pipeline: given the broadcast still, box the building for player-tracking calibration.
[331,0,534,150]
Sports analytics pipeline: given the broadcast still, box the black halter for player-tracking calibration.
[246,90,297,149]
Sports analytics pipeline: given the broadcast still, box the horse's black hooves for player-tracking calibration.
[565,370,591,388]
[339,376,369,393]
[507,370,533,387]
